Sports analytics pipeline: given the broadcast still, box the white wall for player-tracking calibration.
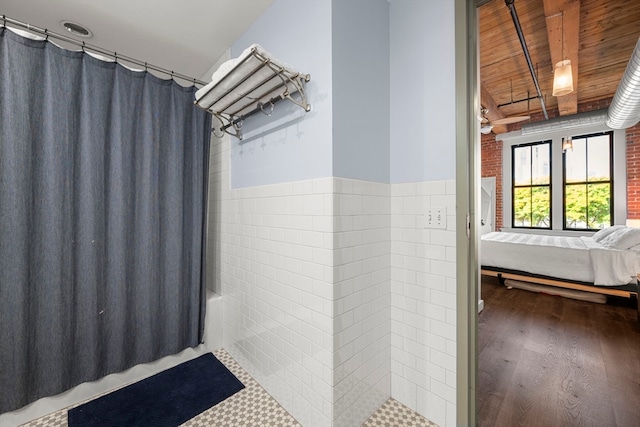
[332,178,391,426]
[390,180,457,427]
[222,178,335,427]
[210,138,458,426]
[212,138,394,427]
[210,129,335,426]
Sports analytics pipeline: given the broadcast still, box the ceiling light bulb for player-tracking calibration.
[552,59,573,96]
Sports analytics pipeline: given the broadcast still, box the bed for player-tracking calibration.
[480,226,640,320]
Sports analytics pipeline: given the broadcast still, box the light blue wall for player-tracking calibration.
[332,0,390,183]
[229,0,333,188]
[228,0,456,187]
[389,0,456,183]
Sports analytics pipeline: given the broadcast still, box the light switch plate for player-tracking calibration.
[425,207,446,229]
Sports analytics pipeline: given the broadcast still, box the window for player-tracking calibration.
[501,126,624,232]
[512,141,551,228]
[563,132,613,230]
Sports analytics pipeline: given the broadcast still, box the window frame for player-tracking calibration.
[511,140,552,230]
[562,131,614,231]
[498,124,626,235]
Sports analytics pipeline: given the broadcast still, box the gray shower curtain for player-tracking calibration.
[0,28,211,413]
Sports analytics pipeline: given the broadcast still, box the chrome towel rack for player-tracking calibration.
[194,46,311,140]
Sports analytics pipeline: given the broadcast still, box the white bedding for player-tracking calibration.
[481,231,640,286]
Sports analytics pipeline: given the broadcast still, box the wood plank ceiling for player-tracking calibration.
[479,0,640,134]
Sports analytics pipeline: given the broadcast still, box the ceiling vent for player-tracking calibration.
[607,37,640,129]
[60,21,93,38]
[520,109,608,135]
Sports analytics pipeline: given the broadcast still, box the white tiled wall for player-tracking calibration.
[332,178,391,427]
[208,138,335,427]
[207,136,457,427]
[223,178,335,427]
[390,181,457,427]
[205,134,229,296]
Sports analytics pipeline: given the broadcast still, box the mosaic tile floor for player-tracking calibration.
[19,349,437,427]
[361,399,439,427]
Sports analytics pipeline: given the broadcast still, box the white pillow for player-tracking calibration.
[599,227,626,247]
[601,227,640,250]
[592,225,626,243]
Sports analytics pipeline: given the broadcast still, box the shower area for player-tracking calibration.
[0,1,461,427]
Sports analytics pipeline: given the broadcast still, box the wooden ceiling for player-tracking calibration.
[479,0,640,134]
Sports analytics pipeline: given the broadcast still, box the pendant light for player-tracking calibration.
[552,12,573,96]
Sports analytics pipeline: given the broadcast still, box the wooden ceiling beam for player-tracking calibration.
[544,0,580,115]
[481,82,508,134]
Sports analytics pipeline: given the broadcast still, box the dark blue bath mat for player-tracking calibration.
[68,352,244,427]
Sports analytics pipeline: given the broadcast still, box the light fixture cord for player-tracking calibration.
[561,12,565,61]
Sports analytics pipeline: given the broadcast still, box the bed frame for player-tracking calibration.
[481,266,640,322]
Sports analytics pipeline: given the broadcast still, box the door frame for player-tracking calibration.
[455,0,479,426]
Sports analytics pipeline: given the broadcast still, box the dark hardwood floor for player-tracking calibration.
[478,276,640,427]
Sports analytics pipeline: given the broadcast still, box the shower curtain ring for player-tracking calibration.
[44,29,49,41]
[212,127,224,138]
[258,101,274,116]
[81,41,85,52]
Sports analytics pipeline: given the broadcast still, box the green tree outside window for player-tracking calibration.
[563,133,612,230]
[512,142,551,228]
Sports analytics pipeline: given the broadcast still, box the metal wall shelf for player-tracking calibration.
[194,45,311,140]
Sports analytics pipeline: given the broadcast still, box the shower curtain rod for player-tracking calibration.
[1,14,208,86]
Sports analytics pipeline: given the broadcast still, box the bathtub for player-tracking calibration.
[0,291,223,426]
[203,289,223,351]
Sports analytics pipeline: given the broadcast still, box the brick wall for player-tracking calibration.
[480,132,503,230]
[627,122,640,219]
[481,96,640,228]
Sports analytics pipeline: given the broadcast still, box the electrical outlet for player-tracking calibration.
[425,207,446,229]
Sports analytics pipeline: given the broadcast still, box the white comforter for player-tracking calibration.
[481,232,640,286]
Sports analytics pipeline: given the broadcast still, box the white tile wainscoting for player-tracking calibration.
[207,136,457,427]
[332,179,391,427]
[220,177,336,427]
[390,182,457,427]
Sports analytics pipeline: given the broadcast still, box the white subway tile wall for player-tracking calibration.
[205,135,229,296]
[332,179,391,427]
[390,181,457,427]
[207,136,456,427]
[207,138,334,427]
